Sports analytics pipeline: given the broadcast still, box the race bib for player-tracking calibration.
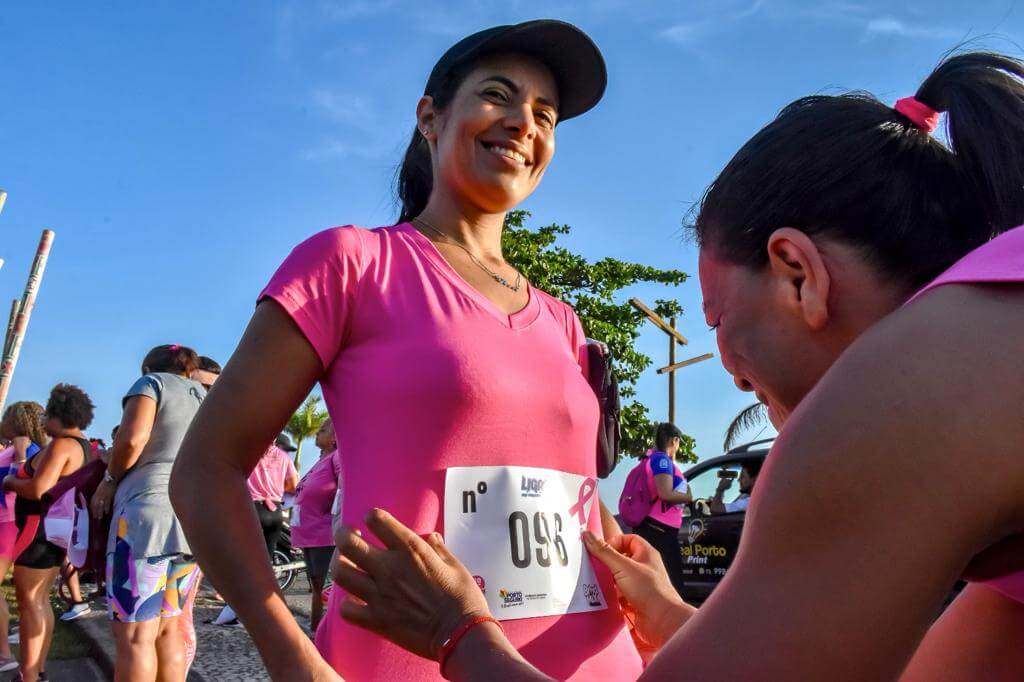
[444,465,606,621]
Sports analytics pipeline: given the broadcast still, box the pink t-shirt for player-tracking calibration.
[291,450,340,548]
[246,445,297,511]
[645,452,686,529]
[906,224,1024,603]
[260,224,641,681]
[0,447,17,524]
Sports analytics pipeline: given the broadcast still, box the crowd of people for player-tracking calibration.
[3,14,1024,682]
[0,343,345,681]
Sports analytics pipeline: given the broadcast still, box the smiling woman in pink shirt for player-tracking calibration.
[171,19,641,681]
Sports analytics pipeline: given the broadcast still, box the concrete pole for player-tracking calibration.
[0,230,55,415]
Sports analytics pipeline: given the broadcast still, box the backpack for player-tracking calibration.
[41,459,108,573]
[617,455,655,528]
[585,339,621,479]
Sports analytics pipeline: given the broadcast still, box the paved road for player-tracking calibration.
[64,571,318,681]
[188,574,316,681]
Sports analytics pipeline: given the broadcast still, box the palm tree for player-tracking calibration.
[723,402,768,452]
[285,395,329,470]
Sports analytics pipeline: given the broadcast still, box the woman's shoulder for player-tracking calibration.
[290,223,407,257]
[782,282,1024,522]
[531,288,583,332]
[270,223,413,287]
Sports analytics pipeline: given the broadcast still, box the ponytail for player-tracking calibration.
[693,50,1024,291]
[916,52,1024,236]
[141,343,199,377]
[395,60,476,223]
[396,129,433,224]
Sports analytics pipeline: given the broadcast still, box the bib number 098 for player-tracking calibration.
[508,511,569,569]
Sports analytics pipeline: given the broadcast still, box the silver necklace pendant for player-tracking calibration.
[414,218,522,292]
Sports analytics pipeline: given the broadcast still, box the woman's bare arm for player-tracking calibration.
[12,435,31,464]
[5,440,72,499]
[653,473,691,504]
[170,301,338,680]
[642,284,1024,680]
[284,465,299,494]
[107,396,156,479]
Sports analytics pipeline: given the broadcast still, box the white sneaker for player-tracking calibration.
[60,602,92,622]
[7,630,17,645]
[211,605,237,625]
[0,655,17,672]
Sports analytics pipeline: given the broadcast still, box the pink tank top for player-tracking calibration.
[908,224,1024,603]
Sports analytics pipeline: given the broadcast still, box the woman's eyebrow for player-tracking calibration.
[479,75,558,110]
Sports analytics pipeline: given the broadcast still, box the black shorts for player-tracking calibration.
[302,546,334,583]
[14,522,66,570]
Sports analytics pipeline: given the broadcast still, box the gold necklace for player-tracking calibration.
[413,217,523,292]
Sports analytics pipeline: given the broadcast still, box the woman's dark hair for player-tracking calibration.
[693,52,1024,291]
[46,383,95,429]
[396,61,477,223]
[655,422,684,451]
[142,344,199,376]
[198,356,221,374]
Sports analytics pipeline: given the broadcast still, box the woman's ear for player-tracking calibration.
[416,96,437,142]
[765,228,831,331]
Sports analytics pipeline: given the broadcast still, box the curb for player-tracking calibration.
[68,614,207,682]
[66,615,114,681]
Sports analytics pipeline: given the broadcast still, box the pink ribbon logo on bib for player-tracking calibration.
[568,477,597,525]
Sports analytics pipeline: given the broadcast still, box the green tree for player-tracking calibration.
[285,395,329,470]
[503,210,697,463]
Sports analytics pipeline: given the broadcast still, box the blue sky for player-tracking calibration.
[2,1,1022,493]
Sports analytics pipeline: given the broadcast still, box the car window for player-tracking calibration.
[686,463,743,501]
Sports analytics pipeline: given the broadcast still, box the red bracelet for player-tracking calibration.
[437,614,502,678]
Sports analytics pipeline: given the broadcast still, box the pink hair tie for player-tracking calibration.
[894,96,940,133]
[168,344,181,351]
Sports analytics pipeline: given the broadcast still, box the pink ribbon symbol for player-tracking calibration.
[568,477,597,525]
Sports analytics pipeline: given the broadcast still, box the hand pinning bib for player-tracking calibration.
[444,466,606,621]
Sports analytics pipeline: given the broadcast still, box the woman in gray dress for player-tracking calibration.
[91,344,205,681]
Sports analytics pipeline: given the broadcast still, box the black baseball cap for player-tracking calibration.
[275,434,297,452]
[424,19,607,122]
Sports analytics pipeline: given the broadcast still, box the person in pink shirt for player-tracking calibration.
[247,437,299,560]
[291,418,339,630]
[171,19,641,681]
[331,51,1024,680]
[0,402,48,674]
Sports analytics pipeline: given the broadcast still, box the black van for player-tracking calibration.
[675,438,772,605]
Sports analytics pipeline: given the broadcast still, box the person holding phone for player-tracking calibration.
[709,460,761,514]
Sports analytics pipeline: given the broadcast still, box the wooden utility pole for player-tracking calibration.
[0,190,6,274]
[630,298,713,425]
[0,230,55,415]
[668,316,676,423]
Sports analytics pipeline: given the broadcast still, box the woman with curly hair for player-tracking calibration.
[3,386,91,682]
[0,401,49,672]
[1,402,47,466]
